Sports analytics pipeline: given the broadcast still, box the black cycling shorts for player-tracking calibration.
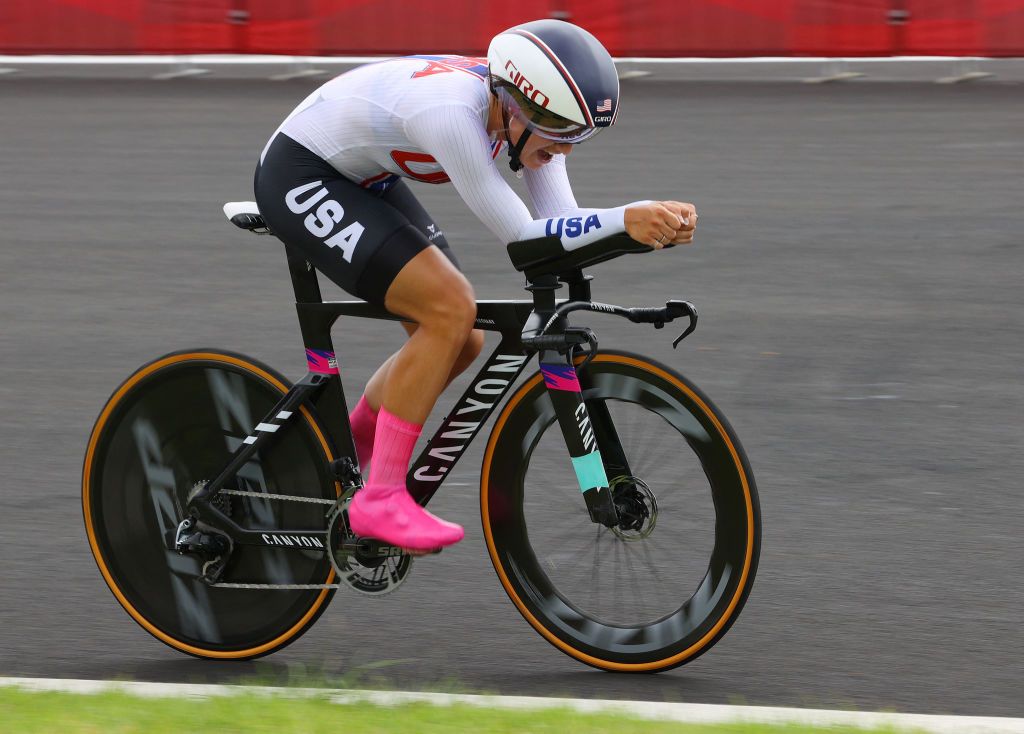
[254,133,458,305]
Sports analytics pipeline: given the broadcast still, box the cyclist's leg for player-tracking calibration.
[343,247,469,550]
[382,180,485,377]
[352,320,481,469]
[378,247,477,424]
[362,322,483,408]
[359,181,484,413]
[348,181,483,467]
[255,134,465,550]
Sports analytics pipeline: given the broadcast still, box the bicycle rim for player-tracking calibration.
[481,351,760,672]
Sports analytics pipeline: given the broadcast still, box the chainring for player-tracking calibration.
[326,499,413,596]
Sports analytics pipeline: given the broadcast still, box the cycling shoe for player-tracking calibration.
[348,484,464,552]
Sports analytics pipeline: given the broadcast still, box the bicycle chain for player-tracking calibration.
[201,488,349,590]
[209,582,341,590]
[218,488,339,506]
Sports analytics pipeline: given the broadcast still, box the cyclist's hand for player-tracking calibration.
[661,201,698,245]
[625,201,697,249]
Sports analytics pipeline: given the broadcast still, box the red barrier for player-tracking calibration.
[0,0,234,53]
[567,0,896,56]
[2,0,1022,56]
[240,1,554,55]
[902,0,1024,55]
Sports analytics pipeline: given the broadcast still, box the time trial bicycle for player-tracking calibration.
[82,201,761,672]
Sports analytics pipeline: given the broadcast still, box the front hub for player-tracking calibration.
[610,475,658,541]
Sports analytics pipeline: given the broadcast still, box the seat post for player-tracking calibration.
[286,251,324,305]
[284,249,358,464]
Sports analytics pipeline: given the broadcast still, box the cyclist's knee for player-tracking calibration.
[420,277,475,335]
[386,248,476,336]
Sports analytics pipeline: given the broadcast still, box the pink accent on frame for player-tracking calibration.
[541,364,581,393]
[306,348,339,374]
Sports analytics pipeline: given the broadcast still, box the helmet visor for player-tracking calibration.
[496,84,601,144]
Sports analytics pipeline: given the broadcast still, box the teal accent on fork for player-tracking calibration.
[571,451,609,492]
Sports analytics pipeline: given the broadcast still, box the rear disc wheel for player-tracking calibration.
[83,350,340,659]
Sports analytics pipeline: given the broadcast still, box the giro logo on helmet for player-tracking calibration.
[504,60,550,108]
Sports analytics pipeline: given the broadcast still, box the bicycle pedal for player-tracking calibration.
[403,547,442,557]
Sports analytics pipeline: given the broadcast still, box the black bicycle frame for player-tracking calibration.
[188,249,637,547]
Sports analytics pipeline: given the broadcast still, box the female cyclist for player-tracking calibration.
[253,19,698,553]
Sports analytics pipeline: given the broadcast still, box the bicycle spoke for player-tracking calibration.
[521,386,722,626]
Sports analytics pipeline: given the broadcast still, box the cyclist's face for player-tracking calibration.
[508,115,574,170]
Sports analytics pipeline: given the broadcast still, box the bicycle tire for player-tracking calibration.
[83,349,340,659]
[481,350,760,672]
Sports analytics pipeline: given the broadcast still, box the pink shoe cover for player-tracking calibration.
[348,484,464,552]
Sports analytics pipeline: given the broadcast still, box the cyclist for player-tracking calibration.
[253,19,698,553]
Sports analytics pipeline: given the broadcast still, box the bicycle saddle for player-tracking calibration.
[223,201,269,233]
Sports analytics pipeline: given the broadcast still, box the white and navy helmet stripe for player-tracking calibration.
[509,28,594,128]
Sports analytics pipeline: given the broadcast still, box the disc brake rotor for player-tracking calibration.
[610,475,658,541]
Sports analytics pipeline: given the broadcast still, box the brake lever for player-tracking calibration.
[568,327,599,369]
[667,300,698,348]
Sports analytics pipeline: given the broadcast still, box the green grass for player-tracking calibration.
[0,688,922,734]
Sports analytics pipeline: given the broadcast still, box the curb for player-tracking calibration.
[2,677,1024,733]
[1,54,1022,82]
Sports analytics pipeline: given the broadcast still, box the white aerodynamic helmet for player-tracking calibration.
[488,19,619,167]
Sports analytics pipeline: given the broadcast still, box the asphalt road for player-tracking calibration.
[1,78,1022,717]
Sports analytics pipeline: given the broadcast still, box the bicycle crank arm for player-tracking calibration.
[339,539,410,557]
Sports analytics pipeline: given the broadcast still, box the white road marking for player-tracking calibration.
[1,677,1022,733]
[269,69,326,81]
[804,70,867,83]
[937,70,994,84]
[832,394,901,401]
[152,68,209,80]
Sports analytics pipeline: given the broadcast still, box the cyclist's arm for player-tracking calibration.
[405,106,631,250]
[523,153,588,218]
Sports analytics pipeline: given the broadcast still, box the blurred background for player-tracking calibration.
[1,0,1022,723]
[1,0,1023,56]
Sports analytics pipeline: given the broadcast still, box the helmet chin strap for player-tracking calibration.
[504,119,533,176]
[498,100,533,176]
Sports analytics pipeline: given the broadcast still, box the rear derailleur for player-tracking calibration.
[172,481,234,583]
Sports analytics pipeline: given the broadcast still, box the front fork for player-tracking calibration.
[539,348,629,527]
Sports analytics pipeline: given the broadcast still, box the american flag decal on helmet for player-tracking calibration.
[596,98,612,112]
